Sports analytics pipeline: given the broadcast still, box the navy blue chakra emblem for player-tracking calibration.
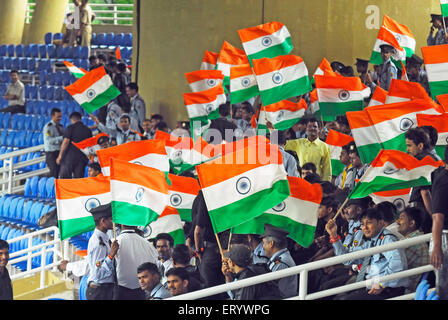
[135,187,145,203]
[272,72,283,85]
[85,198,101,212]
[272,201,286,212]
[262,36,272,47]
[170,194,182,207]
[236,177,251,195]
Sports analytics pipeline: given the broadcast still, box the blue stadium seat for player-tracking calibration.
[39,70,47,85]
[22,200,33,224]
[114,33,125,47]
[56,46,64,59]
[30,202,44,224]
[15,197,25,221]
[0,57,4,69]
[29,176,40,198]
[54,71,63,86]
[37,177,48,198]
[46,45,56,59]
[96,33,106,47]
[39,86,48,100]
[90,33,97,48]
[9,197,19,220]
[38,44,47,59]
[53,33,63,42]
[7,44,15,57]
[124,33,133,47]
[80,46,89,60]
[63,46,73,59]
[55,86,65,101]
[72,46,81,59]
[47,72,55,86]
[6,131,16,147]
[80,59,89,71]
[0,45,7,57]
[23,45,32,58]
[105,33,115,48]
[2,113,10,128]
[4,57,12,70]
[31,132,41,146]
[3,197,13,218]
[30,44,39,58]
[11,58,20,70]
[19,58,29,71]
[15,44,24,57]
[45,177,55,199]
[44,32,53,45]
[28,58,37,72]
[16,131,26,148]
[0,131,7,146]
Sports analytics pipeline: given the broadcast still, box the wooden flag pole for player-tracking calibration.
[214,233,224,258]
[113,222,117,240]
[227,231,233,250]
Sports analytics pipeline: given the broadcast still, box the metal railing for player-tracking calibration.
[26,3,134,26]
[167,233,434,300]
[0,145,49,196]
[7,226,66,290]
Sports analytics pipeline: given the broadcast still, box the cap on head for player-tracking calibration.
[223,244,252,268]
[431,14,443,22]
[355,58,369,67]
[346,141,358,155]
[380,44,396,54]
[406,54,424,67]
[90,203,112,220]
[261,223,289,239]
[331,61,345,73]
[346,197,371,210]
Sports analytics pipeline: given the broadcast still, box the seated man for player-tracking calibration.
[166,267,190,297]
[1,70,25,114]
[327,207,409,300]
[137,262,171,300]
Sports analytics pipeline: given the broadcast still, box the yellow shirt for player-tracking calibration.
[285,138,332,181]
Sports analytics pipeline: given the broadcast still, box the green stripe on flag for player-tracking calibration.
[319,101,364,121]
[209,179,290,234]
[81,85,121,114]
[357,143,383,165]
[230,86,260,104]
[331,159,345,177]
[381,133,407,153]
[232,212,316,248]
[350,176,431,199]
[435,145,446,160]
[260,76,311,106]
[247,38,294,65]
[177,208,192,222]
[429,80,448,100]
[58,216,95,241]
[112,201,160,227]
[169,228,186,246]
[370,51,383,65]
[442,3,448,17]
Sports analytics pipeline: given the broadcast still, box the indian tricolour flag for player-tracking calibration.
[185,70,224,93]
[184,84,227,123]
[216,41,249,86]
[155,131,212,173]
[110,158,169,227]
[370,188,411,212]
[65,66,121,113]
[347,109,383,164]
[370,27,406,66]
[72,132,109,158]
[252,54,312,106]
[442,0,448,17]
[196,142,290,233]
[417,113,448,160]
[97,139,169,176]
[148,206,185,246]
[315,75,370,121]
[230,64,259,104]
[257,99,307,131]
[309,89,320,117]
[325,129,355,177]
[238,21,293,65]
[385,79,432,104]
[200,50,219,70]
[232,176,322,248]
[421,44,448,100]
[382,15,416,58]
[365,99,441,153]
[313,58,338,78]
[56,176,111,240]
[349,149,444,199]
[438,94,448,112]
[168,173,200,222]
[367,86,388,107]
[63,61,87,79]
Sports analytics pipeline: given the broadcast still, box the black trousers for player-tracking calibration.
[59,156,87,179]
[113,285,145,300]
[0,104,25,114]
[45,151,60,178]
[86,283,114,300]
[335,286,406,300]
[198,244,227,300]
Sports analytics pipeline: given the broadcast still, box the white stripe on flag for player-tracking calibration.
[72,75,114,105]
[256,62,308,91]
[243,26,291,55]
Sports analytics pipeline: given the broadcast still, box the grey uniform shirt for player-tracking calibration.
[427,28,448,46]
[43,120,64,152]
[5,80,25,106]
[372,59,397,91]
[267,248,297,298]
[129,94,146,128]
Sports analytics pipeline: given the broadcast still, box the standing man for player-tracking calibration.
[261,224,297,299]
[0,240,13,300]
[80,0,94,50]
[365,45,398,91]
[92,114,141,145]
[406,55,431,96]
[126,83,146,131]
[347,142,369,188]
[285,117,332,182]
[57,112,92,179]
[427,14,448,46]
[69,0,81,46]
[154,233,174,283]
[85,204,118,300]
[43,108,64,178]
[0,70,25,114]
[430,145,448,300]
[334,143,355,192]
[113,225,159,300]
[137,262,171,300]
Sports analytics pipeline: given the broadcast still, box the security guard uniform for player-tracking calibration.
[43,120,64,178]
[407,54,431,95]
[86,204,116,300]
[262,224,297,299]
[147,282,171,300]
[98,120,141,145]
[129,93,146,130]
[252,241,269,265]
[334,227,409,299]
[427,14,448,46]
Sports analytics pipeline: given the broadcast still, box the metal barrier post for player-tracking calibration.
[298,270,308,300]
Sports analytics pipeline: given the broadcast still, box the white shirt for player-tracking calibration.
[386,222,405,240]
[115,230,159,289]
[157,258,173,284]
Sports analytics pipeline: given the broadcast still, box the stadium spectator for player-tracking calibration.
[80,0,95,50]
[166,268,190,297]
[333,143,355,192]
[396,207,430,292]
[285,117,332,182]
[113,225,159,300]
[43,108,64,178]
[172,244,204,292]
[126,83,146,131]
[87,162,102,177]
[419,125,442,161]
[206,103,237,144]
[427,14,448,46]
[270,130,300,177]
[0,70,25,114]
[376,201,404,240]
[0,240,13,300]
[247,234,269,265]
[92,114,141,145]
[347,142,369,188]
[137,262,171,300]
[154,233,174,283]
[291,118,307,139]
[57,112,92,179]
[301,162,317,179]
